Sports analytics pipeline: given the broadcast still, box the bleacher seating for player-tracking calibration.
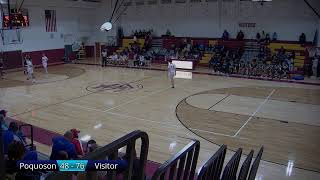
[1,125,264,180]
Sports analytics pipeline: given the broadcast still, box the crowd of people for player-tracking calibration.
[208,44,296,79]
[1,108,144,179]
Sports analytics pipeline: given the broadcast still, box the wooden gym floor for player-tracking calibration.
[0,64,320,180]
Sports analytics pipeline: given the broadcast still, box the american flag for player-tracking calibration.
[45,10,57,32]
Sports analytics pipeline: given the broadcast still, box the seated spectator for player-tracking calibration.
[236,30,244,40]
[56,151,69,160]
[0,109,8,130]
[139,54,145,66]
[3,122,26,154]
[50,130,77,160]
[272,32,278,41]
[5,141,26,175]
[299,33,306,44]
[70,129,84,157]
[222,30,229,40]
[86,139,98,153]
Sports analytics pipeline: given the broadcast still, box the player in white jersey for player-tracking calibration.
[41,53,49,73]
[26,58,35,82]
[168,60,176,88]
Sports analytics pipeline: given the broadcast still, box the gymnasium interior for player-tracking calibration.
[0,0,320,179]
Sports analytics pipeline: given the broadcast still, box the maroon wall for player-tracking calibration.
[3,50,23,69]
[85,46,94,58]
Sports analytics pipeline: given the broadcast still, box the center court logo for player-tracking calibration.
[86,82,143,93]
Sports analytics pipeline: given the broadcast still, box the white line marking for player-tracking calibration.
[233,89,276,137]
[102,81,188,112]
[190,128,249,140]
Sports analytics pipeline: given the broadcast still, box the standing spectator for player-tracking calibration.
[101,49,108,67]
[70,129,84,157]
[272,32,278,41]
[299,33,306,44]
[265,33,271,43]
[222,30,229,40]
[236,30,244,40]
[50,130,77,160]
[256,32,261,43]
[261,31,266,41]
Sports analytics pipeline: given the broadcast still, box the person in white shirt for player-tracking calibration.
[101,49,108,67]
[111,53,119,65]
[41,53,48,73]
[139,55,145,66]
[26,58,35,82]
[168,60,176,88]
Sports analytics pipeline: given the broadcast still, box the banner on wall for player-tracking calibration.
[45,10,57,32]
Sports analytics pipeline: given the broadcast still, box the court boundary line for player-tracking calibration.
[233,89,276,137]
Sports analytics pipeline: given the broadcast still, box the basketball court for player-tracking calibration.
[1,64,320,179]
[1,0,320,179]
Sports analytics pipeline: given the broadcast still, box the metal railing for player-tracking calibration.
[151,140,200,180]
[45,130,149,180]
[248,146,264,180]
[19,123,34,150]
[221,148,242,180]
[237,150,254,180]
[197,145,227,180]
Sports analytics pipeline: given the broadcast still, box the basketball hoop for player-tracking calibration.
[100,22,112,32]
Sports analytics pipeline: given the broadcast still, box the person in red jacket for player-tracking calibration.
[70,129,84,157]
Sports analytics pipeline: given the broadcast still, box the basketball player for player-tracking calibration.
[26,58,35,82]
[41,53,48,73]
[168,60,176,88]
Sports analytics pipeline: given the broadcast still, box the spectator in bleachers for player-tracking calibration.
[86,139,98,153]
[3,122,26,154]
[70,129,84,157]
[0,110,8,130]
[272,32,278,41]
[256,32,261,43]
[50,130,77,160]
[236,30,244,40]
[261,31,266,40]
[56,151,69,160]
[265,33,271,43]
[139,54,146,66]
[299,33,306,44]
[222,30,229,40]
